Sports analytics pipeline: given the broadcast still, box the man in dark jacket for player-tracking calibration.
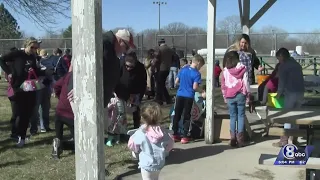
[115,51,146,129]
[67,29,136,131]
[168,48,180,89]
[154,39,174,105]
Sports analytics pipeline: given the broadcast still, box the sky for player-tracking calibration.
[9,0,320,37]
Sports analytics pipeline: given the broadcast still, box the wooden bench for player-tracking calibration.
[259,154,320,170]
[265,107,320,137]
[268,128,320,138]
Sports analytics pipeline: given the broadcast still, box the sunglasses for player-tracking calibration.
[30,46,38,50]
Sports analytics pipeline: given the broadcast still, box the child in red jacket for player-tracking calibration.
[52,71,74,159]
[214,60,222,87]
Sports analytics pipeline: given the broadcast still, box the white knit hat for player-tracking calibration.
[115,29,136,49]
[115,29,131,42]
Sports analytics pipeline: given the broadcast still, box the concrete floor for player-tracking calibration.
[117,107,308,180]
[118,140,305,180]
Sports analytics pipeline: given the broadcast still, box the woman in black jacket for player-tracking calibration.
[115,51,147,129]
[0,38,53,147]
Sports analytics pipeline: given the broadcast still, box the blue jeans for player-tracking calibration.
[227,93,246,133]
[168,67,178,88]
[283,92,304,129]
[30,87,52,132]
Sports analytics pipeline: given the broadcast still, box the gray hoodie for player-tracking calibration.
[277,57,304,96]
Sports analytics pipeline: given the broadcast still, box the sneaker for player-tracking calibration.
[16,136,25,148]
[181,137,191,144]
[52,138,62,159]
[172,135,181,142]
[106,140,113,147]
[40,129,47,133]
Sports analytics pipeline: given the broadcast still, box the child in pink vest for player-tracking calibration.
[221,51,250,148]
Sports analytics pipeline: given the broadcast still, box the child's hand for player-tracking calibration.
[258,65,264,72]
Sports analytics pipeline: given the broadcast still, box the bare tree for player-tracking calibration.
[2,0,70,29]
[162,22,189,34]
[217,15,242,42]
[298,29,320,54]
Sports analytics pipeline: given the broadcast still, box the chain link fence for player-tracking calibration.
[1,32,320,58]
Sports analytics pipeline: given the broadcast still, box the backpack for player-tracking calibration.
[54,56,62,74]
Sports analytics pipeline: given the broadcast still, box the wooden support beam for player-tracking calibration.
[242,0,250,34]
[250,0,277,27]
[238,0,243,25]
[205,0,217,144]
[72,0,105,179]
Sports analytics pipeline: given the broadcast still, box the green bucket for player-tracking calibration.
[267,93,284,108]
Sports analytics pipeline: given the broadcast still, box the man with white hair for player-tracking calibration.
[67,29,136,132]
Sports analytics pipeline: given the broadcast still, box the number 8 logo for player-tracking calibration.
[282,144,297,159]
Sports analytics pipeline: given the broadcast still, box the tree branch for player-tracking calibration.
[2,0,70,30]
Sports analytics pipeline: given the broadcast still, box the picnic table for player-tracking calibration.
[265,107,320,180]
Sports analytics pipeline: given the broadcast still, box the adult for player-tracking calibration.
[115,51,147,129]
[225,34,263,84]
[30,49,54,134]
[7,47,19,139]
[154,39,174,105]
[272,48,304,147]
[67,29,136,129]
[0,37,53,147]
[144,49,156,99]
[168,48,180,89]
[191,49,197,57]
[52,48,69,81]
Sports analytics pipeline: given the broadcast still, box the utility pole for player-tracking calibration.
[72,0,105,179]
[153,1,167,33]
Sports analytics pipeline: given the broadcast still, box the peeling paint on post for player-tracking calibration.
[205,0,216,144]
[71,0,105,179]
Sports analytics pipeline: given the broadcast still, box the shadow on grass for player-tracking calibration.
[0,159,30,168]
[0,135,55,153]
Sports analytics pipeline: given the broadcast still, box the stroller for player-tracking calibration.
[169,92,207,139]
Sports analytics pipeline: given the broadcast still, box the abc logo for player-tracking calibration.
[282,144,306,160]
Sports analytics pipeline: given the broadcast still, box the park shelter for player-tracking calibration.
[205,0,277,143]
[70,0,277,179]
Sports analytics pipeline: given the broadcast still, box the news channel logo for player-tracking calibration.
[274,144,314,165]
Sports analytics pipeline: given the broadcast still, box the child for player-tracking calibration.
[214,60,222,87]
[106,93,128,146]
[169,84,206,139]
[52,71,75,159]
[221,51,250,148]
[172,54,205,144]
[128,102,174,180]
[180,58,188,69]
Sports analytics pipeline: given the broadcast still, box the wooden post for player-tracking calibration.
[71,0,105,179]
[242,0,250,34]
[205,0,216,144]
